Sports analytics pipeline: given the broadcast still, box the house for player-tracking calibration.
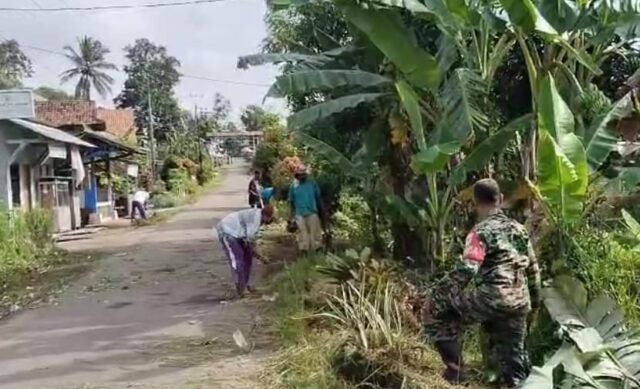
[0,118,95,232]
[35,100,140,225]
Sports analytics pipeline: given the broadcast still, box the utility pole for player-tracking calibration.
[147,79,157,184]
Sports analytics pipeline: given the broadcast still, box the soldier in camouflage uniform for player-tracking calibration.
[423,178,541,387]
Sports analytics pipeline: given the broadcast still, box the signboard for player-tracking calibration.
[0,90,35,119]
[48,143,67,159]
[127,164,139,177]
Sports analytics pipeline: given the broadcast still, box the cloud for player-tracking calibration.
[0,0,287,120]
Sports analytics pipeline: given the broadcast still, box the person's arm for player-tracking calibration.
[526,240,542,310]
[432,230,484,293]
[288,185,295,219]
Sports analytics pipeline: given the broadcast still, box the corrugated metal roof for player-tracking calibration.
[8,118,95,148]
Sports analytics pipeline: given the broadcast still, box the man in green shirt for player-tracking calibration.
[288,165,323,255]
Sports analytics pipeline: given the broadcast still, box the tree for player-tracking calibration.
[240,104,282,132]
[115,38,182,140]
[60,36,117,100]
[210,92,231,124]
[34,86,73,101]
[0,39,32,89]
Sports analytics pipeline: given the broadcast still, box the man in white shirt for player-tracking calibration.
[216,205,275,297]
[132,189,150,220]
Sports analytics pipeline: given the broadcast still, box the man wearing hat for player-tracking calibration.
[288,165,324,255]
[215,205,275,297]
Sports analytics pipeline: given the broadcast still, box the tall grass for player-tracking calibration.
[0,207,55,292]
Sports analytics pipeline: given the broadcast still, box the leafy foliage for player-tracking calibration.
[0,39,32,89]
[115,38,182,138]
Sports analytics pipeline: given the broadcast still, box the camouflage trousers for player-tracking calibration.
[423,290,531,385]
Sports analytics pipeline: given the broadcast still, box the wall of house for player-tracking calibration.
[0,123,13,208]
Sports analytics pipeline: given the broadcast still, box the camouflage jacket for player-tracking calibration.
[432,212,541,315]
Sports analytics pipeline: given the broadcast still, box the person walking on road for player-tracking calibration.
[288,165,324,255]
[248,170,263,208]
[423,178,541,387]
[131,188,149,220]
[216,205,275,297]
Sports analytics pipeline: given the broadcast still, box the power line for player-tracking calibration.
[30,0,43,10]
[11,39,271,89]
[181,74,270,88]
[0,0,226,12]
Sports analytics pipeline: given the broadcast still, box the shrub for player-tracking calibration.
[196,159,217,185]
[166,168,198,196]
[332,192,374,248]
[151,193,180,209]
[0,208,55,292]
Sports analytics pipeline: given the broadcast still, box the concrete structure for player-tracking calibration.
[0,118,94,232]
[35,100,140,225]
[210,131,263,150]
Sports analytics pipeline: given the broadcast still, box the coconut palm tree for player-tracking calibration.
[60,36,117,100]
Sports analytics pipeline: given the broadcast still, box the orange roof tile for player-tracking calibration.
[97,108,136,138]
[35,100,98,127]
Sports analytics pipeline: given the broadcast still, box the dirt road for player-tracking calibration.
[0,164,273,389]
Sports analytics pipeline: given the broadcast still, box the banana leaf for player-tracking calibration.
[396,80,426,151]
[267,70,392,98]
[288,93,388,129]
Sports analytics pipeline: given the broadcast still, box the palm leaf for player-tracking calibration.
[288,93,387,129]
[432,68,489,144]
[450,113,533,185]
[585,92,633,171]
[267,70,392,98]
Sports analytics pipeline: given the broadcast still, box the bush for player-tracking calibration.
[196,159,217,185]
[166,168,198,196]
[332,192,374,248]
[151,193,180,209]
[0,208,55,292]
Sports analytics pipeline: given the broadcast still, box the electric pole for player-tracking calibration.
[147,78,157,183]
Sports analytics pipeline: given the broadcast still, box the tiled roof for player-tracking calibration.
[96,108,136,138]
[35,100,99,127]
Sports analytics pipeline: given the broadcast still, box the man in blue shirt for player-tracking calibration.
[288,165,323,255]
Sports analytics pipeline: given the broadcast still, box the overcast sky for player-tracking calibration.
[0,0,286,121]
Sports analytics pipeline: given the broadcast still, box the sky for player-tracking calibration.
[0,0,287,121]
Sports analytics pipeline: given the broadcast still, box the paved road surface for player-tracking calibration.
[0,164,272,389]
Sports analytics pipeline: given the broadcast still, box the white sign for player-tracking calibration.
[48,143,67,159]
[0,90,35,119]
[127,164,139,177]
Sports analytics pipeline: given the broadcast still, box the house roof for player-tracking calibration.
[8,119,95,148]
[96,108,136,138]
[80,125,138,154]
[35,100,99,127]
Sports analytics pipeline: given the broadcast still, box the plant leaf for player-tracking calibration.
[621,209,640,247]
[432,68,489,144]
[412,142,460,174]
[267,70,392,97]
[537,75,588,223]
[395,80,426,151]
[293,131,358,177]
[585,92,633,171]
[288,93,387,129]
[237,52,330,69]
[450,113,533,185]
[339,2,440,89]
[498,0,557,34]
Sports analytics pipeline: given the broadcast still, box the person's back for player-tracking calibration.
[133,190,149,204]
[217,208,261,240]
[471,212,533,313]
[289,179,319,217]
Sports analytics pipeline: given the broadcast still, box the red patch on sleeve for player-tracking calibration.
[463,230,485,263]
